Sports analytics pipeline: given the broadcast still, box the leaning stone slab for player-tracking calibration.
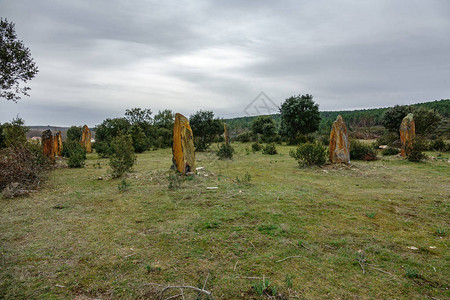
[42,129,54,159]
[172,113,196,174]
[81,125,92,153]
[400,113,415,157]
[329,115,350,164]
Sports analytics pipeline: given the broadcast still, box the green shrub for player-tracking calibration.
[381,147,400,156]
[234,132,252,143]
[262,143,278,155]
[405,139,426,162]
[93,141,113,158]
[109,134,136,178]
[251,141,262,152]
[216,143,234,159]
[375,132,399,148]
[430,139,446,151]
[290,142,326,166]
[118,179,131,192]
[236,171,252,184]
[350,139,377,161]
[62,141,86,168]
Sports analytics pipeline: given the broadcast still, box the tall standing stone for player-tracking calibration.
[57,131,63,156]
[400,113,415,157]
[42,130,54,159]
[81,125,92,153]
[172,113,196,174]
[329,115,350,164]
[224,123,229,145]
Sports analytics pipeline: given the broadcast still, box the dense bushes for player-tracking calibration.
[109,134,137,178]
[216,143,234,159]
[405,139,427,162]
[262,143,277,155]
[252,142,262,152]
[0,144,51,197]
[350,139,377,161]
[62,141,86,168]
[290,142,326,166]
[381,147,400,156]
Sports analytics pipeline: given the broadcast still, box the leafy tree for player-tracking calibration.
[66,126,82,141]
[279,94,320,144]
[151,110,174,148]
[251,116,277,142]
[382,105,413,133]
[125,107,152,125]
[1,117,28,147]
[0,18,39,101]
[128,124,148,153]
[95,118,131,142]
[413,107,442,135]
[189,110,223,151]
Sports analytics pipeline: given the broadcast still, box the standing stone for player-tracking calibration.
[81,125,92,153]
[172,113,196,174]
[400,113,415,157]
[57,131,63,156]
[224,123,230,145]
[53,133,59,156]
[42,130,54,159]
[329,115,350,164]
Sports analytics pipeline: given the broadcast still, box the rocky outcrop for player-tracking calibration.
[329,115,350,164]
[400,113,415,157]
[172,113,196,174]
[42,130,54,159]
[81,125,92,153]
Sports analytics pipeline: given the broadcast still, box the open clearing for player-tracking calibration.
[1,143,449,299]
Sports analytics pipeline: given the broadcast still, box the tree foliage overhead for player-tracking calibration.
[382,105,414,133]
[189,110,223,151]
[0,18,39,101]
[251,115,277,142]
[279,94,320,143]
[66,126,82,142]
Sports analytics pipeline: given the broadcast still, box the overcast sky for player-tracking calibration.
[1,0,449,127]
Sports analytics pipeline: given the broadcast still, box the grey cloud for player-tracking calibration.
[0,0,449,125]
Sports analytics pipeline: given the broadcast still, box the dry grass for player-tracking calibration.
[1,143,449,299]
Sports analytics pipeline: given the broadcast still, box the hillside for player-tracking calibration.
[224,99,450,136]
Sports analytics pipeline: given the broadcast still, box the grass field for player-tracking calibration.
[1,143,449,299]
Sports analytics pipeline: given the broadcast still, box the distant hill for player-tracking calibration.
[224,99,450,136]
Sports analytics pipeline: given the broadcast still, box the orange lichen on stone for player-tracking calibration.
[81,125,92,153]
[172,113,196,174]
[53,131,62,156]
[224,123,229,145]
[329,115,350,164]
[400,113,415,157]
[42,129,54,159]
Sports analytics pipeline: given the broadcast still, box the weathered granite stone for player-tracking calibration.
[42,130,54,159]
[57,131,63,156]
[400,113,415,157]
[172,113,196,174]
[224,123,229,145]
[53,131,62,156]
[329,115,350,164]
[81,125,92,153]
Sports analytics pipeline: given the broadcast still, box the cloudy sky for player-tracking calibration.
[1,0,449,127]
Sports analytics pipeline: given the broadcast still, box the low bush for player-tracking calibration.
[109,134,136,178]
[290,142,326,166]
[262,143,278,155]
[63,141,86,168]
[430,139,447,151]
[375,132,399,148]
[93,141,113,158]
[381,147,400,156]
[405,139,427,162]
[251,142,262,152]
[216,143,234,159]
[0,144,52,197]
[234,132,252,143]
[350,139,377,161]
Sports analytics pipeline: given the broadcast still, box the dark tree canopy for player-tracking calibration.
[66,126,82,142]
[125,108,152,126]
[0,18,39,101]
[189,110,223,151]
[279,94,320,143]
[413,107,442,135]
[251,115,277,142]
[382,105,414,134]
